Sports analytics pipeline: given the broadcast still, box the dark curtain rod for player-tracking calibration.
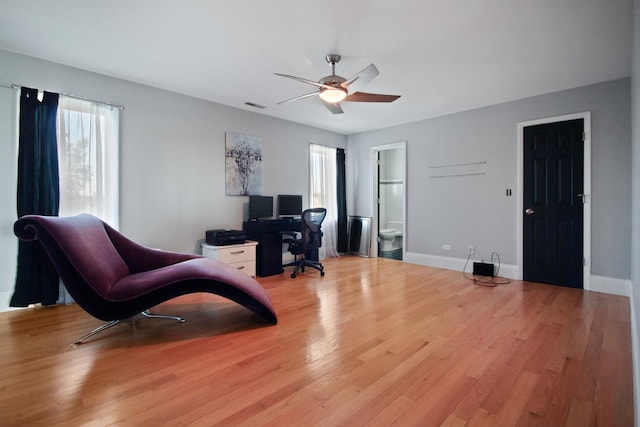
[0,82,124,110]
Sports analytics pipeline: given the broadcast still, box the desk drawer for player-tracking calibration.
[214,246,254,263]
[202,242,257,278]
[228,260,256,277]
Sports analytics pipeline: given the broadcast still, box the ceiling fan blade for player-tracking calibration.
[344,92,401,103]
[321,99,344,114]
[277,91,319,105]
[274,73,337,91]
[343,64,379,93]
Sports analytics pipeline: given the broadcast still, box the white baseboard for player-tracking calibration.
[404,252,630,297]
[404,252,518,279]
[0,291,26,312]
[0,281,74,313]
[589,275,632,297]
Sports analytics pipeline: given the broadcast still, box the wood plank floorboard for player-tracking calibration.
[0,256,633,426]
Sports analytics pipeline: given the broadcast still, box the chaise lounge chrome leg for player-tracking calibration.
[72,311,186,346]
[72,320,121,346]
[141,310,186,322]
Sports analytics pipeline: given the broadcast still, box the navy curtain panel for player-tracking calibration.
[11,88,60,307]
[336,148,348,253]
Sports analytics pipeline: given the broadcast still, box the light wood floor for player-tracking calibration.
[0,256,633,426]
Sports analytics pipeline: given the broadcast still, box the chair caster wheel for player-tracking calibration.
[291,273,297,278]
[321,271,325,277]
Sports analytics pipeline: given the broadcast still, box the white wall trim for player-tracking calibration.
[589,275,632,297]
[0,281,74,312]
[0,291,25,313]
[516,112,592,289]
[406,251,629,298]
[405,252,519,279]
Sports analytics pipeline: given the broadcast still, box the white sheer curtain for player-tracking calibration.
[309,143,339,259]
[57,97,119,228]
[56,97,119,304]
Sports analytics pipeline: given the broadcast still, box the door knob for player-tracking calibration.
[525,208,537,215]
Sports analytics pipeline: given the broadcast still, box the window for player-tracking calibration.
[309,143,338,258]
[57,97,119,228]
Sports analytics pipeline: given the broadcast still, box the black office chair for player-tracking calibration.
[282,208,326,278]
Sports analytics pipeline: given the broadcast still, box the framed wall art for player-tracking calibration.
[225,132,263,195]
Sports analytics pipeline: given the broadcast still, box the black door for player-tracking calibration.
[523,119,584,288]
[376,151,382,257]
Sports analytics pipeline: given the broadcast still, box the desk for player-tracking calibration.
[243,219,301,277]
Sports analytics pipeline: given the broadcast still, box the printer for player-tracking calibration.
[205,229,247,246]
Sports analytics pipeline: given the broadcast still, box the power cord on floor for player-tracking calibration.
[463,251,511,287]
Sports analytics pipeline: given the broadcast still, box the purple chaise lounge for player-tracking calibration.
[14,214,277,344]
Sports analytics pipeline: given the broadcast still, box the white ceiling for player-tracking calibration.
[0,0,632,135]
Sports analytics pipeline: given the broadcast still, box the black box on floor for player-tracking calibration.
[205,229,246,246]
[473,262,495,276]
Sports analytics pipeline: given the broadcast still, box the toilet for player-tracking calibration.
[379,221,403,252]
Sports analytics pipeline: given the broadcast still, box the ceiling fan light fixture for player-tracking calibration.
[319,88,347,103]
[276,54,400,114]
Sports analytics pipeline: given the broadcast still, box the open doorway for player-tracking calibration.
[371,142,406,260]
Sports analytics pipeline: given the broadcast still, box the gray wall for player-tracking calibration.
[0,49,347,302]
[348,78,631,280]
[631,0,640,419]
[0,84,18,304]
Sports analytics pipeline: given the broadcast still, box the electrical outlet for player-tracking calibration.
[442,244,451,251]
[468,246,475,255]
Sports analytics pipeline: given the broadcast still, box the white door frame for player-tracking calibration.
[371,141,407,259]
[516,112,591,289]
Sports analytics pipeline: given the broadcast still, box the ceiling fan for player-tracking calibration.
[275,54,401,114]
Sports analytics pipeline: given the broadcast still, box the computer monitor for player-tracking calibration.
[248,195,273,220]
[277,194,303,218]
